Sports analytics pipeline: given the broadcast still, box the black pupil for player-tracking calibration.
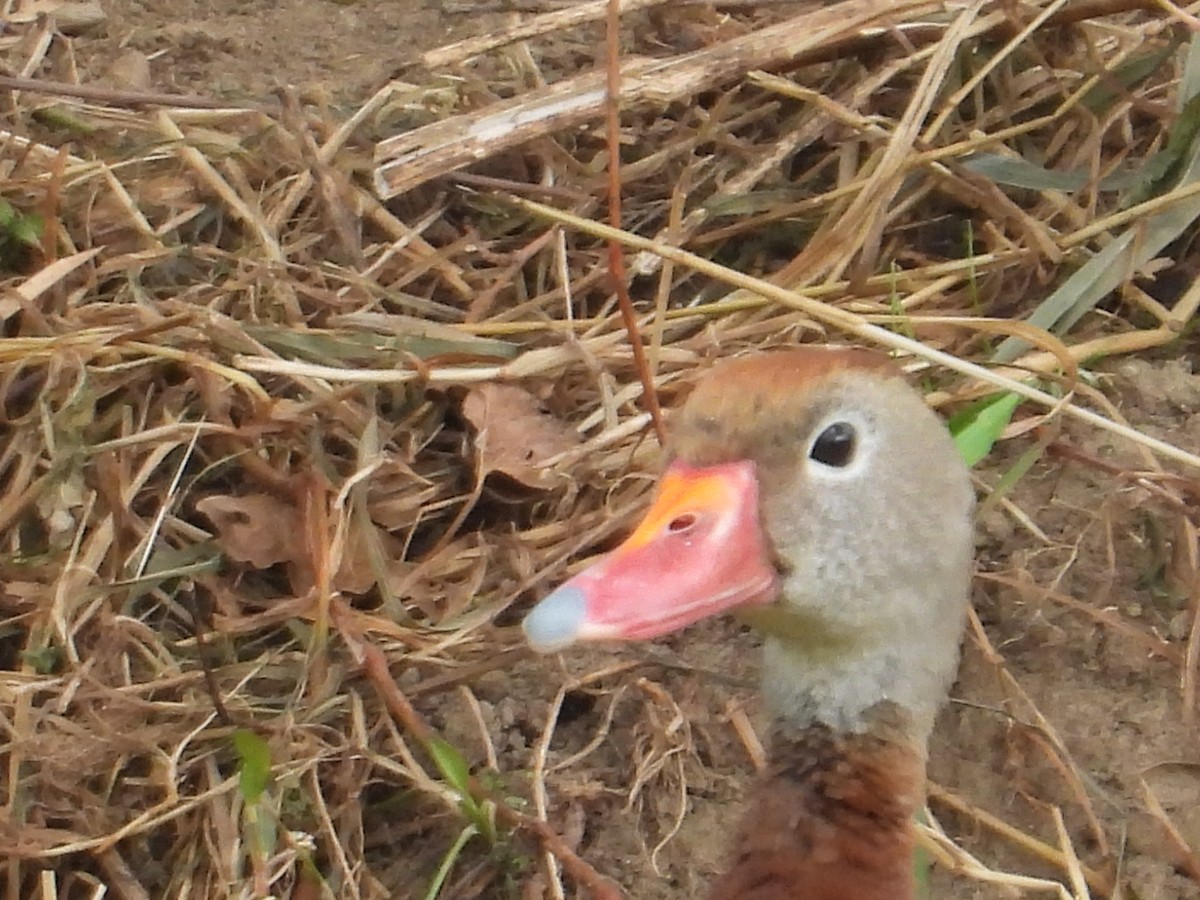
[810,422,856,467]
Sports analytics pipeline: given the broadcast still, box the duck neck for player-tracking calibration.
[757,598,964,746]
[709,710,923,900]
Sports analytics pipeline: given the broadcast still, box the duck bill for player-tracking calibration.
[524,460,780,652]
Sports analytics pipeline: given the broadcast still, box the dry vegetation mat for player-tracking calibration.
[3,0,1200,897]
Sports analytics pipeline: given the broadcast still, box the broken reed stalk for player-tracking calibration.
[374,0,941,198]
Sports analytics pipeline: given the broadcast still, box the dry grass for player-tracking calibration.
[2,0,1200,897]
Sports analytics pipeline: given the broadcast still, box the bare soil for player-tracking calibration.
[72,0,493,101]
[44,2,1200,899]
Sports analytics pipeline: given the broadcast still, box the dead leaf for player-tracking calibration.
[461,383,579,489]
[197,492,413,598]
[334,522,412,596]
[196,493,305,570]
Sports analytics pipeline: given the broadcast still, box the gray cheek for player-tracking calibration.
[760,484,814,561]
[766,486,871,590]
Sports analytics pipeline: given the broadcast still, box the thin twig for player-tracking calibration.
[0,75,264,110]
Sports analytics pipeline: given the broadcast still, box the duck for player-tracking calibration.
[523,346,975,900]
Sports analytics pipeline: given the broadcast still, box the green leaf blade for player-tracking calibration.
[428,735,472,795]
[949,393,1021,468]
[232,729,272,804]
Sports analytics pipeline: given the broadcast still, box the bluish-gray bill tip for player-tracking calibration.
[523,584,588,653]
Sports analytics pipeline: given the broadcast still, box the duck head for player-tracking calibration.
[524,348,975,740]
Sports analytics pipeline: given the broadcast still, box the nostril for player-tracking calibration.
[667,513,697,533]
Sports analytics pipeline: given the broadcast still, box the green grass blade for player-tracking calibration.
[428,735,472,796]
[232,729,272,804]
[949,392,1021,467]
[423,824,478,900]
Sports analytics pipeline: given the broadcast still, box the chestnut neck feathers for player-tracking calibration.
[710,714,924,900]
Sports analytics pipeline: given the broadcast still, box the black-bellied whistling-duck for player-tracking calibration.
[524,347,975,900]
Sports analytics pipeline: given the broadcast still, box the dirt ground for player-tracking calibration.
[48,2,1200,898]
[72,0,494,101]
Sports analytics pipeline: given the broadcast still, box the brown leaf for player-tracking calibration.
[198,493,414,599]
[196,493,306,570]
[461,383,579,489]
[333,523,412,596]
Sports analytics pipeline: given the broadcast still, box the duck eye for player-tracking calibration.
[810,422,856,468]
